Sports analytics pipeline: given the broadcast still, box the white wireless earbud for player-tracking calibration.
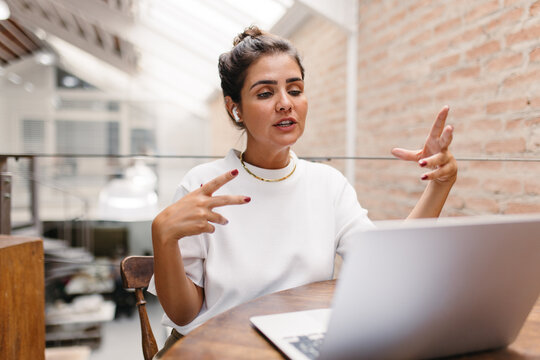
[232,107,241,122]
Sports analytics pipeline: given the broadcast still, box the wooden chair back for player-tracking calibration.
[120,256,158,360]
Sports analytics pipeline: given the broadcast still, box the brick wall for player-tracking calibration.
[355,0,540,219]
[208,0,540,220]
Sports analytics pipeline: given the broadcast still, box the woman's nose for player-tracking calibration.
[275,91,292,112]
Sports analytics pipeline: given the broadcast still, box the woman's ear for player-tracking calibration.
[225,96,235,118]
[225,96,241,122]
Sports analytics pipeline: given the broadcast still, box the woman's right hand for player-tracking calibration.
[152,169,250,245]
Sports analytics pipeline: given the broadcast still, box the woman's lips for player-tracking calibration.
[273,118,297,128]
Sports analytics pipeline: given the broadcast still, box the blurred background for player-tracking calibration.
[1,0,539,359]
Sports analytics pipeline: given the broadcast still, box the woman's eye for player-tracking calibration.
[289,90,302,96]
[257,92,272,98]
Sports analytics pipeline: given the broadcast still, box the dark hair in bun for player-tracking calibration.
[218,25,305,128]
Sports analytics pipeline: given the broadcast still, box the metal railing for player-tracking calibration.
[2,152,540,237]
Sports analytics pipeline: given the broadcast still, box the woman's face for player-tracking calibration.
[238,53,307,156]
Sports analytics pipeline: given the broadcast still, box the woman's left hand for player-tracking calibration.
[391,105,457,184]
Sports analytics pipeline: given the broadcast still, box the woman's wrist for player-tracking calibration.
[152,221,181,249]
[432,172,457,188]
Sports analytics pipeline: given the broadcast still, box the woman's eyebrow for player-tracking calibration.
[286,77,303,83]
[249,80,277,90]
[249,77,303,90]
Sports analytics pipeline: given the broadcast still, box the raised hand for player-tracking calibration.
[391,105,457,183]
[152,169,250,244]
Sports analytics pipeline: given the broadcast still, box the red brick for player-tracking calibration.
[485,137,527,153]
[435,87,461,101]
[434,17,462,35]
[525,117,540,126]
[530,0,540,16]
[423,40,451,58]
[462,82,499,98]
[451,104,484,118]
[450,66,480,79]
[431,54,460,70]
[505,161,540,172]
[453,140,484,154]
[459,27,484,43]
[530,97,540,108]
[467,161,503,171]
[409,31,432,46]
[506,24,540,45]
[502,68,540,88]
[445,195,465,210]
[529,48,540,62]
[407,0,433,14]
[504,202,540,214]
[419,6,445,25]
[486,98,527,114]
[466,0,500,22]
[505,118,523,130]
[485,8,523,31]
[467,118,503,132]
[466,40,501,60]
[483,178,523,194]
[388,8,408,24]
[466,197,500,213]
[524,180,540,195]
[486,53,522,71]
[456,175,481,188]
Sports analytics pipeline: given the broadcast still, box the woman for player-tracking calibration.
[149,26,457,356]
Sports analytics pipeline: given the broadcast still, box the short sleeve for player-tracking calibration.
[334,178,375,259]
[147,184,207,295]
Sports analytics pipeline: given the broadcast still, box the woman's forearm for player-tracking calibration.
[152,228,204,326]
[407,178,455,219]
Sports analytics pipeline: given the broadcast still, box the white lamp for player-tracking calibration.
[0,1,10,21]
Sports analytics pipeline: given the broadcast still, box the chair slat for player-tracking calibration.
[121,255,154,289]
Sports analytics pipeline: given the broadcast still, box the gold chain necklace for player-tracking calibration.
[240,152,296,182]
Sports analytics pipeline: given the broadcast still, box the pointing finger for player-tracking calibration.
[209,195,251,209]
[201,169,239,195]
[391,148,422,162]
[428,105,449,139]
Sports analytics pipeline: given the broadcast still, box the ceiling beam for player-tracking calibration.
[7,0,138,74]
[0,42,16,61]
[0,26,29,56]
[0,20,38,51]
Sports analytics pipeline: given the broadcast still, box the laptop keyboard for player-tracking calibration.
[285,332,326,359]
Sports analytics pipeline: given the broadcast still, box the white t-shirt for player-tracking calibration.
[148,149,374,334]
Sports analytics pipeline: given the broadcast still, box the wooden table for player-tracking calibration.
[162,280,540,359]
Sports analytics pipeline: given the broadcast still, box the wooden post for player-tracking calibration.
[0,236,45,360]
[0,156,11,235]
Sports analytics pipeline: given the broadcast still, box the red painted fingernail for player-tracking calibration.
[244,197,251,203]
[200,184,203,187]
[231,169,239,176]
[421,174,428,180]
[419,160,427,167]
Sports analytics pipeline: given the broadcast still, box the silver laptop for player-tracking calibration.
[250,214,540,360]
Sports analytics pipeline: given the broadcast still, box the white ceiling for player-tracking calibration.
[3,0,295,118]
[2,0,355,119]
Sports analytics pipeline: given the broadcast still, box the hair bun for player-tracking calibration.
[233,25,264,46]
